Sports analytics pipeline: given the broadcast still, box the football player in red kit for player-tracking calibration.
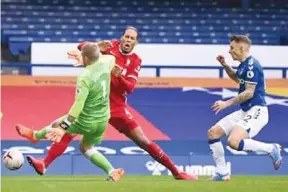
[16,27,198,181]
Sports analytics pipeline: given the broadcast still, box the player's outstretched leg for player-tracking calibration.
[44,133,75,169]
[228,132,282,170]
[26,155,46,175]
[16,116,75,175]
[124,127,198,181]
[16,124,39,144]
[26,133,75,175]
[79,141,124,182]
[238,140,282,170]
[207,125,230,181]
[228,126,283,170]
[15,116,66,143]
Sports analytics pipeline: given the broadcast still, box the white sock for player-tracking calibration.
[209,140,228,175]
[243,139,274,154]
[83,147,98,159]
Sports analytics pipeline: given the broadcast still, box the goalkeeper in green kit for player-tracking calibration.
[18,43,124,181]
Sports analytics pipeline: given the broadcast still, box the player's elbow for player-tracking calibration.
[232,77,239,83]
[125,80,137,94]
[126,86,135,94]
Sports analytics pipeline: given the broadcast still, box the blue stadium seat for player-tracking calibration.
[1,0,287,50]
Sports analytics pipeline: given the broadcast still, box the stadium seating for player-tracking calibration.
[1,0,287,54]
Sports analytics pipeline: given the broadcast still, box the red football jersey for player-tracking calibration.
[103,40,142,113]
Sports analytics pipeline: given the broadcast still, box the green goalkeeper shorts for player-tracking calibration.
[67,120,108,146]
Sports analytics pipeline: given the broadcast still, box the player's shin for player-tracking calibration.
[34,126,52,140]
[209,139,229,174]
[82,147,114,174]
[44,133,73,168]
[34,116,66,140]
[145,142,180,176]
[238,139,274,153]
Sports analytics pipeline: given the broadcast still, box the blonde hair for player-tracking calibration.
[230,35,252,46]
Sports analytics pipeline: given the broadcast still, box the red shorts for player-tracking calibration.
[109,108,139,133]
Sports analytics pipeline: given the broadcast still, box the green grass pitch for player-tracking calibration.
[2,175,288,192]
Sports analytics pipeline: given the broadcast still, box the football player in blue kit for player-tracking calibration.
[207,35,282,181]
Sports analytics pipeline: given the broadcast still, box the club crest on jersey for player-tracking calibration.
[247,71,254,78]
[126,59,131,66]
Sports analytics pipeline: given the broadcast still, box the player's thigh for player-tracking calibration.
[81,134,104,147]
[109,110,138,133]
[216,110,243,136]
[81,121,108,146]
[66,122,83,135]
[236,106,269,138]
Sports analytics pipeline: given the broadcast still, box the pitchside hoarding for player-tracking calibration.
[2,141,288,176]
[30,43,288,78]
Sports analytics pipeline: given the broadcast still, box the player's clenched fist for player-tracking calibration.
[216,55,227,66]
[111,64,123,77]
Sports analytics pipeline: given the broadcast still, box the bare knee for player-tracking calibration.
[79,143,92,154]
[227,126,249,150]
[207,125,225,140]
[227,137,241,150]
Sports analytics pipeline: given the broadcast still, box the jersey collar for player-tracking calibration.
[241,55,252,64]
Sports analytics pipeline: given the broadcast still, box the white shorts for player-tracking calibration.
[217,106,269,138]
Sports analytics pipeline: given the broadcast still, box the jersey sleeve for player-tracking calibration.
[245,59,259,84]
[68,71,91,118]
[110,39,119,47]
[102,39,119,54]
[126,57,142,81]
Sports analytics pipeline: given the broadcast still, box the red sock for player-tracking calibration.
[44,133,74,168]
[146,142,179,176]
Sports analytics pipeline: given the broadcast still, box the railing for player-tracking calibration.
[1,63,288,78]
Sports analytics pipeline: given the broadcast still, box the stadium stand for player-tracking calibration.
[1,0,287,50]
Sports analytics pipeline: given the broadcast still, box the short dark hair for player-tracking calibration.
[230,35,252,46]
[123,26,140,40]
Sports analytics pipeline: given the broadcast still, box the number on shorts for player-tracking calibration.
[244,109,261,123]
[243,115,252,123]
[253,109,261,119]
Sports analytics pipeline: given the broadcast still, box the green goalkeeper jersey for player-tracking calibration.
[68,54,115,131]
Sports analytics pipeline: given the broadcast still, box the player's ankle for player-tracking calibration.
[32,131,37,140]
[108,168,115,175]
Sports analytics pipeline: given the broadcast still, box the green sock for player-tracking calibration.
[84,148,114,174]
[34,126,49,140]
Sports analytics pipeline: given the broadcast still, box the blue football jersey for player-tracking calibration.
[235,56,267,111]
